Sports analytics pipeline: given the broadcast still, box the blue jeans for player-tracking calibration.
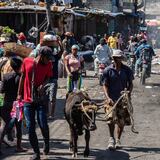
[24,103,49,154]
[135,58,141,75]
[45,79,58,116]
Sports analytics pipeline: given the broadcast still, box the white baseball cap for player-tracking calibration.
[43,34,57,42]
[112,49,123,58]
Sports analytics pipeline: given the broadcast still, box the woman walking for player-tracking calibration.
[65,45,84,93]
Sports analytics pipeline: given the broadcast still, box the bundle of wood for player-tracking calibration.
[3,42,32,58]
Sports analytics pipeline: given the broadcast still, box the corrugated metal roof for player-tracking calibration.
[0,5,124,17]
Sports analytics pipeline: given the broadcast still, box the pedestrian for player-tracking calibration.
[17,46,53,160]
[108,31,118,49]
[65,44,84,94]
[128,36,138,54]
[0,57,23,155]
[17,32,35,49]
[17,32,27,46]
[41,34,63,119]
[102,50,134,150]
[117,33,124,50]
[104,34,108,44]
[134,39,155,77]
[62,32,72,55]
[94,38,112,76]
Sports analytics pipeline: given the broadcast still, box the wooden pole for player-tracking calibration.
[36,12,38,45]
[45,0,54,33]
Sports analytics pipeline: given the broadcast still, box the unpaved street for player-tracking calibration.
[1,66,160,160]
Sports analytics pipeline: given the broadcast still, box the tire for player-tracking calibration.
[140,67,146,85]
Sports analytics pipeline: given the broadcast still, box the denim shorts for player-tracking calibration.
[45,79,58,102]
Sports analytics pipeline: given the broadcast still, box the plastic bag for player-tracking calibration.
[10,100,24,121]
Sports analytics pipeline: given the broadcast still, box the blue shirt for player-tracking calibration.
[103,63,134,101]
[135,43,155,59]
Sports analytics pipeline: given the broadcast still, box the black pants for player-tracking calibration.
[8,118,22,139]
[0,102,13,141]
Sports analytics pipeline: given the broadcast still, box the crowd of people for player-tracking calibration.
[0,29,156,159]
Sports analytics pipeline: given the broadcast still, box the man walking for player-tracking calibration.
[17,46,53,160]
[102,50,134,150]
[41,34,63,119]
[94,38,112,76]
[108,31,118,49]
[0,57,23,155]
[135,39,155,77]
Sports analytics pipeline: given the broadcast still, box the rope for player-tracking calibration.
[104,94,124,119]
[104,89,139,134]
[81,101,97,124]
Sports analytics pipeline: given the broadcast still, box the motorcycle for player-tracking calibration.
[128,53,136,73]
[140,51,151,85]
[98,61,107,86]
[124,51,136,73]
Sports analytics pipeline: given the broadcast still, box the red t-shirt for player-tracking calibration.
[21,57,53,103]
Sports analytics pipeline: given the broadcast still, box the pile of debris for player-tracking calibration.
[0,26,16,42]
[0,0,72,8]
[0,0,34,7]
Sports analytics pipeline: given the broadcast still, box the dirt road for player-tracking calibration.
[1,66,160,160]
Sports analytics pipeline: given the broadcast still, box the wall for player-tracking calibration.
[88,0,112,11]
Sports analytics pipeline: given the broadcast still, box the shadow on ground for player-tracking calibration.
[123,146,160,160]
[123,146,160,153]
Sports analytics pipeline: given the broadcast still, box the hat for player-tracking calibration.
[112,49,123,58]
[39,46,53,60]
[43,34,57,42]
[71,44,79,50]
[18,33,26,41]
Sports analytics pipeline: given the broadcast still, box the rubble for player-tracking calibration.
[0,0,34,7]
[0,26,16,42]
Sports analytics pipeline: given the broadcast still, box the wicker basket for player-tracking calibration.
[3,42,32,58]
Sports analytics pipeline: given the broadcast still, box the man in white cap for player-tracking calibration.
[102,49,134,150]
[41,34,63,119]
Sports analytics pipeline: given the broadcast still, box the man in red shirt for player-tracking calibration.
[17,46,53,160]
